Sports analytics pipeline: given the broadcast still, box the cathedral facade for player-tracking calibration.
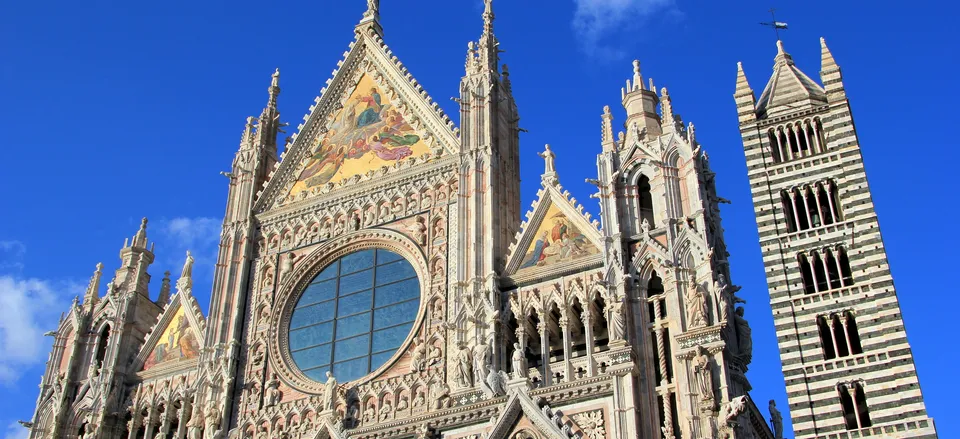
[24,3,828,439]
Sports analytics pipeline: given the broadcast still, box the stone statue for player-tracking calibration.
[181,250,195,279]
[455,345,473,388]
[430,381,450,410]
[734,306,753,361]
[692,346,714,402]
[609,296,626,340]
[720,395,749,425]
[204,403,221,439]
[473,340,491,380]
[428,344,443,366]
[685,277,709,328]
[323,371,338,412]
[411,340,426,372]
[486,366,507,396]
[511,343,527,377]
[714,274,745,323]
[264,373,281,407]
[186,404,203,439]
[769,400,784,439]
[379,400,393,421]
[280,253,295,279]
[414,216,427,245]
[413,390,425,407]
[397,395,409,411]
[538,144,557,175]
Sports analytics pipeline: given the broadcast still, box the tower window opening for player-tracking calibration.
[637,175,655,229]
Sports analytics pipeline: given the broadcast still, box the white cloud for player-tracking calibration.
[154,217,222,270]
[572,0,676,57]
[3,422,29,439]
[0,275,78,385]
[0,241,26,273]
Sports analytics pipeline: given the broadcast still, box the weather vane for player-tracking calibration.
[759,8,789,40]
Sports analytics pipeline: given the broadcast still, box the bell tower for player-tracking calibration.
[735,39,937,438]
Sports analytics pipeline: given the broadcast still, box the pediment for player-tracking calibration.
[133,291,206,373]
[488,390,576,439]
[505,183,602,276]
[255,29,460,213]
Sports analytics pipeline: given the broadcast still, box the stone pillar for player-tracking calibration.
[538,322,551,386]
[582,310,596,376]
[559,313,573,382]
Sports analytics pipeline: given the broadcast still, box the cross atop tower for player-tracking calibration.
[759,8,788,41]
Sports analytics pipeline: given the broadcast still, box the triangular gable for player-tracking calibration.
[488,390,574,439]
[134,292,206,373]
[505,183,602,276]
[255,28,460,212]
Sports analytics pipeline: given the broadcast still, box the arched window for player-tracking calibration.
[780,190,797,232]
[796,122,810,155]
[825,249,842,290]
[817,182,835,225]
[831,314,850,357]
[846,312,863,355]
[94,325,111,370]
[804,185,821,227]
[854,383,872,428]
[793,188,810,230]
[839,385,858,430]
[767,129,782,162]
[840,381,872,430]
[593,294,609,352]
[817,316,836,360]
[570,298,587,358]
[812,252,828,292]
[637,175,655,229]
[799,254,816,295]
[838,247,854,286]
[814,118,827,152]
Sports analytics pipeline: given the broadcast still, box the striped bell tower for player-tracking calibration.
[734,39,938,439]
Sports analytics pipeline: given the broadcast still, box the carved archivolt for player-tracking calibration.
[267,228,431,394]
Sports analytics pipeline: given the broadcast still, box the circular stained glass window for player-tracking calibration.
[288,249,420,383]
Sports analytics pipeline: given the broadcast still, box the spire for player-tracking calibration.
[131,218,149,249]
[601,106,616,152]
[773,40,794,67]
[157,271,171,305]
[267,68,280,110]
[83,263,104,309]
[820,37,845,99]
[478,0,499,71]
[756,39,827,118]
[735,62,752,95]
[660,87,676,133]
[357,0,382,36]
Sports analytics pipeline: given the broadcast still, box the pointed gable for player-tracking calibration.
[135,292,205,373]
[255,27,460,212]
[505,182,602,277]
[756,40,827,118]
[488,390,576,439]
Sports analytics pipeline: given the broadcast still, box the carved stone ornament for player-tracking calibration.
[570,410,606,439]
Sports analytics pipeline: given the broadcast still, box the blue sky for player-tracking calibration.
[1,0,957,438]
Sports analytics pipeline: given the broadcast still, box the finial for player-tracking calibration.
[773,39,794,67]
[483,0,494,29]
[176,251,195,293]
[660,87,675,132]
[358,0,382,35]
[632,60,643,91]
[158,271,172,304]
[776,40,784,54]
[820,36,838,71]
[602,106,615,151]
[132,218,149,248]
[735,61,752,92]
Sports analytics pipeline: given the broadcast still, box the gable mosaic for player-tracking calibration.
[519,204,598,270]
[143,306,200,371]
[287,74,432,197]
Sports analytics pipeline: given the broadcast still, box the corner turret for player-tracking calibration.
[621,60,661,143]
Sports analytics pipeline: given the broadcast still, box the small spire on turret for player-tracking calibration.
[267,68,280,109]
[601,106,616,152]
[157,271,171,305]
[131,218,148,249]
[83,263,104,309]
[820,37,845,99]
[483,0,495,36]
[660,87,676,133]
[477,0,499,71]
[735,62,752,93]
[502,64,513,94]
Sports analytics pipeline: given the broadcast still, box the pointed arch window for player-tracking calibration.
[637,175,655,229]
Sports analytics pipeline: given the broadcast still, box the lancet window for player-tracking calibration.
[766,117,826,163]
[780,179,841,232]
[798,246,853,294]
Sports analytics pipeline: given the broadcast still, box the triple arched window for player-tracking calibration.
[797,246,853,294]
[817,311,863,360]
[780,179,841,232]
[766,117,826,163]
